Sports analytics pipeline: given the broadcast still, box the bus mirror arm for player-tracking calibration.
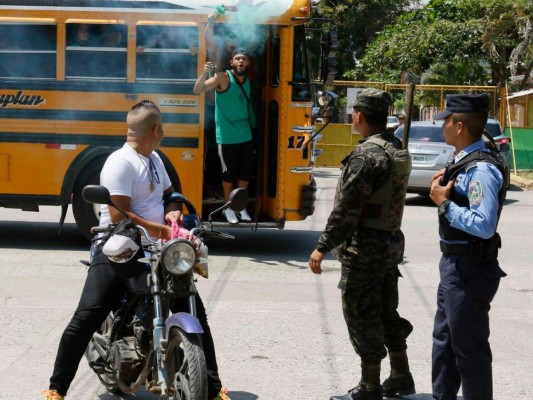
[310,121,330,141]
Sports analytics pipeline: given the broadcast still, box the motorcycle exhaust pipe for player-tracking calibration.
[115,350,155,394]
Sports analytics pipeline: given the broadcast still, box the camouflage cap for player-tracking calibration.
[352,88,392,115]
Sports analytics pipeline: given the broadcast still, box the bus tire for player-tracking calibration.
[73,159,105,241]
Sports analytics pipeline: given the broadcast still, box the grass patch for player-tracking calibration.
[516,171,533,181]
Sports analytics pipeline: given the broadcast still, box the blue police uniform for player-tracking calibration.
[431,94,507,400]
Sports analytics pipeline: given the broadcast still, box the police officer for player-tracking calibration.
[309,88,415,400]
[429,93,507,400]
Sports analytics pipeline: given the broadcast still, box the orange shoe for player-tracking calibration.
[41,390,64,400]
[212,387,231,400]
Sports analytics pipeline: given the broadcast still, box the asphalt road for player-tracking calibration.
[0,167,532,400]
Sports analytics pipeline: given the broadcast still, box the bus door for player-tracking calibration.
[262,29,283,225]
[200,23,270,226]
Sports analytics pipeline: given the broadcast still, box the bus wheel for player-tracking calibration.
[73,160,104,241]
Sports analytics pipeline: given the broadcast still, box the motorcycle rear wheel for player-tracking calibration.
[165,327,208,400]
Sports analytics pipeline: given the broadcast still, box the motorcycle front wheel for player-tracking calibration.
[165,327,208,400]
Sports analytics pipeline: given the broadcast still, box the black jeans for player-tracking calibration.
[49,250,222,398]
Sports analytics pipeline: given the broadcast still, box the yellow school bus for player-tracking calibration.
[0,0,332,240]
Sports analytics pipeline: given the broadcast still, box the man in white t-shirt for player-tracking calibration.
[44,101,231,400]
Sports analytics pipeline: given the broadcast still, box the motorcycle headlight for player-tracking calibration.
[161,239,197,276]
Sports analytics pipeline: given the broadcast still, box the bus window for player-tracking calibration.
[66,23,127,80]
[291,25,311,102]
[270,34,280,87]
[0,24,56,79]
[136,25,198,82]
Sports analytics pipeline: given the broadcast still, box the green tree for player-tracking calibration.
[356,0,529,87]
[311,0,410,79]
[482,0,533,90]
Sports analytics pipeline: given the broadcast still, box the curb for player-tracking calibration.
[510,174,533,189]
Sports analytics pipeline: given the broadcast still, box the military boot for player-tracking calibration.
[330,362,383,400]
[382,350,416,397]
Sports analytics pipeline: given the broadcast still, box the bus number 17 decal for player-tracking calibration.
[287,135,305,149]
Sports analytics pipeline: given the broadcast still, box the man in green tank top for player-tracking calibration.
[194,49,253,224]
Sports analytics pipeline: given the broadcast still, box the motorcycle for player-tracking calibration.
[81,184,248,400]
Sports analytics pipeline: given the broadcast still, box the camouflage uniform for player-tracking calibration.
[316,126,412,364]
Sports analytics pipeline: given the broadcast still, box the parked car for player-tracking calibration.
[484,117,512,189]
[395,120,452,195]
[484,118,511,163]
[386,115,400,132]
[395,118,511,195]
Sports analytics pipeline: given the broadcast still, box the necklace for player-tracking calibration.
[132,146,155,191]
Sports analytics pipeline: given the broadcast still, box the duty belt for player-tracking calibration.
[440,241,499,264]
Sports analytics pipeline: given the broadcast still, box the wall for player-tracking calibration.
[506,127,533,170]
[314,123,362,167]
[315,124,533,171]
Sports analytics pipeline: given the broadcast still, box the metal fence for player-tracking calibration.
[313,81,533,170]
[319,81,505,124]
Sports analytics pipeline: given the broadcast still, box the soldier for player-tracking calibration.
[429,94,507,400]
[309,88,415,400]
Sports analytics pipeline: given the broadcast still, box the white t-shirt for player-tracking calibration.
[99,143,172,227]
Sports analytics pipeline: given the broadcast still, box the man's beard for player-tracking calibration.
[232,65,247,76]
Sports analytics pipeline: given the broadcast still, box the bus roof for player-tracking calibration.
[0,0,295,18]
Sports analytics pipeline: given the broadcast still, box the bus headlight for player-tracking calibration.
[161,239,197,276]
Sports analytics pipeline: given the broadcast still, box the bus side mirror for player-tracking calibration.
[317,90,339,106]
[318,30,337,85]
[315,90,339,123]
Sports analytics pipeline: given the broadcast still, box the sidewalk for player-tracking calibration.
[510,173,533,189]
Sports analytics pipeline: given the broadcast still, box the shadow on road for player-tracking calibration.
[399,394,463,400]
[207,228,328,267]
[0,221,87,251]
[0,218,326,269]
[95,389,259,400]
[224,391,258,400]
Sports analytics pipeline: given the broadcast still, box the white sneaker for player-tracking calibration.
[223,209,238,224]
[238,209,252,222]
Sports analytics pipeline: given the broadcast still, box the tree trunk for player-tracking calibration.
[519,59,533,90]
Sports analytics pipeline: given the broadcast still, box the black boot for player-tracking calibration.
[330,362,383,400]
[382,351,416,397]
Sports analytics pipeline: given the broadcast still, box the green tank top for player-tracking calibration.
[214,70,252,144]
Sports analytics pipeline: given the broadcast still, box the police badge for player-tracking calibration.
[468,180,483,205]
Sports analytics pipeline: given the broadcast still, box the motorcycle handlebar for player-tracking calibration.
[90,226,109,234]
[137,225,158,245]
[91,224,157,245]
[94,222,234,245]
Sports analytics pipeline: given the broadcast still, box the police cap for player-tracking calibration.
[433,93,490,120]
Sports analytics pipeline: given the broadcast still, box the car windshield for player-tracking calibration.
[395,123,444,142]
[484,120,502,138]
[387,116,398,123]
